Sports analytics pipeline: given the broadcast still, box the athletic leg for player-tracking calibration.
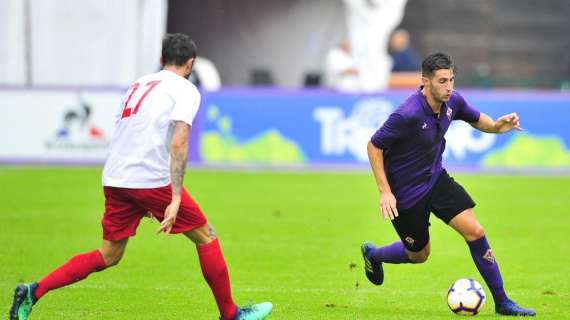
[449,209,507,302]
[185,224,238,320]
[362,194,432,285]
[36,238,127,299]
[449,210,535,316]
[10,185,142,320]
[136,186,239,319]
[185,224,272,320]
[430,171,534,316]
[9,238,128,320]
[141,185,271,320]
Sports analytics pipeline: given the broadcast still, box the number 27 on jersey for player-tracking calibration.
[121,80,162,119]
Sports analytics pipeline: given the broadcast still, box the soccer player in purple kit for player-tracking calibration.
[362,52,536,316]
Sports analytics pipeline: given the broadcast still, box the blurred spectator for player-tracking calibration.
[386,28,421,89]
[303,71,322,87]
[324,39,360,92]
[389,29,419,72]
[343,0,407,92]
[250,68,275,86]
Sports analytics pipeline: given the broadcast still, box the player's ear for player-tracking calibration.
[186,58,195,72]
[421,75,429,87]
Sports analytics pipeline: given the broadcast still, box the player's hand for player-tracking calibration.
[380,192,399,220]
[157,199,180,235]
[494,113,522,133]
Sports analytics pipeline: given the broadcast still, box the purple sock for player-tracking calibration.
[467,236,508,304]
[370,241,411,264]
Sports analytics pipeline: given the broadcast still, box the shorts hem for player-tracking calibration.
[442,203,476,224]
[403,243,428,252]
[170,220,208,235]
[103,231,136,242]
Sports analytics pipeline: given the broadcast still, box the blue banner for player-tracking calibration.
[199,88,570,169]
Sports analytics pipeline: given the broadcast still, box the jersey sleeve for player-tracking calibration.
[170,83,201,126]
[453,91,480,123]
[370,112,407,150]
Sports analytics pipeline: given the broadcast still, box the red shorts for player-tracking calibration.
[102,185,207,241]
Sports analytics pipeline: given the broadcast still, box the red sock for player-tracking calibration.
[197,239,237,320]
[35,250,106,300]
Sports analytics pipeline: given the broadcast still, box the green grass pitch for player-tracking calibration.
[1,167,569,319]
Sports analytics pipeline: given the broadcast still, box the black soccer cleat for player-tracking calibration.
[495,299,536,316]
[361,242,384,285]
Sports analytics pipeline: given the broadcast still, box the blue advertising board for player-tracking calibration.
[198,88,570,169]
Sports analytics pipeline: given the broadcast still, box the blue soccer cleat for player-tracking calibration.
[9,283,38,320]
[361,242,384,285]
[495,299,536,316]
[231,302,273,320]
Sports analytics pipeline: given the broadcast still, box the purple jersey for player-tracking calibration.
[370,89,480,209]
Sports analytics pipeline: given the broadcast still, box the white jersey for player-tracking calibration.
[102,70,200,188]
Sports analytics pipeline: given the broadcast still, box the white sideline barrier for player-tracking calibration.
[0,89,124,163]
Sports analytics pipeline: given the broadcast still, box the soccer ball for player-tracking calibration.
[447,278,486,315]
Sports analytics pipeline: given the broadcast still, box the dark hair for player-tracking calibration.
[161,33,197,66]
[421,52,455,77]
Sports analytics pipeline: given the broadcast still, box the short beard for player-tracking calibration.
[430,87,444,104]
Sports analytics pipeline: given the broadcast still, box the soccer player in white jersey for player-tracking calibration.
[10,33,273,320]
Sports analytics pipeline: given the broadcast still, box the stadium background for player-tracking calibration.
[1,0,569,319]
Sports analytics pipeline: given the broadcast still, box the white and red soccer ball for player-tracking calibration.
[447,278,486,315]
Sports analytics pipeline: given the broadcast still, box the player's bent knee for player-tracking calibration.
[465,226,485,242]
[408,255,427,263]
[207,224,218,239]
[105,258,120,267]
[473,226,485,240]
[407,249,430,263]
[193,236,212,245]
[100,238,128,267]
[100,251,123,267]
[184,223,215,245]
[99,248,125,267]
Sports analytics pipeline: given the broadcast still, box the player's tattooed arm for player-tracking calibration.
[170,121,190,198]
[158,121,190,235]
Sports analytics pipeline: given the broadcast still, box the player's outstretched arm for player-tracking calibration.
[159,121,190,235]
[471,112,522,134]
[367,141,399,220]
